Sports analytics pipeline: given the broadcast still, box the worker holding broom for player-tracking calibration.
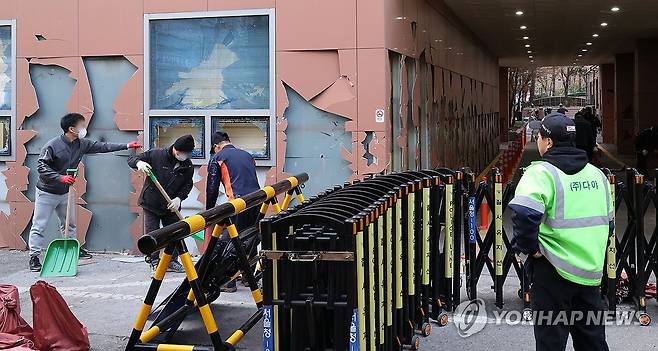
[28,113,141,272]
[128,135,195,273]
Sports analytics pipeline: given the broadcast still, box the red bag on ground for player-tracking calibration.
[0,332,35,350]
[0,285,32,339]
[30,281,89,351]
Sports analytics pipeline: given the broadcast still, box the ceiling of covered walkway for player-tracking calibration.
[443,0,658,67]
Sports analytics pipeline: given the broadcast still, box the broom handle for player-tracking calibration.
[64,187,73,239]
[147,169,184,220]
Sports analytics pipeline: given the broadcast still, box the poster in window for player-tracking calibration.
[0,116,9,156]
[150,15,269,110]
[0,26,11,111]
[212,116,269,159]
[149,116,205,158]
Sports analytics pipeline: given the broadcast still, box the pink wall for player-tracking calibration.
[0,0,500,251]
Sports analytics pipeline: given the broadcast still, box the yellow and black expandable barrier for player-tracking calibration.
[260,170,455,351]
[125,173,309,351]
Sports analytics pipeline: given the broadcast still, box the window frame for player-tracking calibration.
[143,9,276,166]
[0,20,16,161]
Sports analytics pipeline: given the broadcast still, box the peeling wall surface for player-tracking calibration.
[0,0,501,252]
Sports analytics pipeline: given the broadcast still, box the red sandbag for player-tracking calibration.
[30,281,89,351]
[0,285,32,340]
[0,332,35,350]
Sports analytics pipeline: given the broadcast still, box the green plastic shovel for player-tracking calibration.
[40,168,80,277]
[145,168,204,241]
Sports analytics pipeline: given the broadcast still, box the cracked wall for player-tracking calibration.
[0,0,501,251]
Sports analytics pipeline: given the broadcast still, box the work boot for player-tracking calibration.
[221,280,238,293]
[167,260,185,273]
[29,256,42,272]
[146,254,160,272]
[79,248,93,259]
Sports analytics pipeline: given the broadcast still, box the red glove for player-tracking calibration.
[59,175,76,185]
[127,141,141,149]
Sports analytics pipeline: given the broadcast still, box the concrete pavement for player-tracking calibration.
[1,249,657,350]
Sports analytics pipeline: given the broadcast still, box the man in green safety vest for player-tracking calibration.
[509,112,612,351]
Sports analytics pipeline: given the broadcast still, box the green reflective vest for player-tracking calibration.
[512,161,613,286]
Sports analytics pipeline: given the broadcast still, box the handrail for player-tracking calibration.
[137,173,309,255]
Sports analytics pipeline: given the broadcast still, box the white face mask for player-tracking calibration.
[77,128,87,139]
[175,153,189,161]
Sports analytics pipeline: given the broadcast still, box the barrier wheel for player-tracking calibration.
[522,308,533,322]
[437,313,449,327]
[639,313,651,326]
[411,335,420,350]
[421,322,432,336]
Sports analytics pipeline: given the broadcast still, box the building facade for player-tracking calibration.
[0,0,499,252]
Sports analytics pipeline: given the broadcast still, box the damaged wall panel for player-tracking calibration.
[81,56,139,251]
[283,85,352,197]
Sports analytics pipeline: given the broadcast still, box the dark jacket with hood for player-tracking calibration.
[37,135,127,195]
[509,147,591,255]
[128,147,194,216]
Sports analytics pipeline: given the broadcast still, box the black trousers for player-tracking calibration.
[144,209,180,261]
[532,257,609,351]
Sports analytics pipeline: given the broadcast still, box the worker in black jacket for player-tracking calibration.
[128,135,195,272]
[574,111,596,162]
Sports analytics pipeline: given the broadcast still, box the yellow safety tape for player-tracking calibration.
[286,176,299,188]
[157,345,194,351]
[133,304,152,330]
[226,330,245,346]
[180,253,199,281]
[139,325,160,343]
[262,186,276,200]
[251,289,263,304]
[199,304,219,334]
[227,224,240,239]
[211,224,223,238]
[153,254,171,281]
[183,215,206,234]
[230,198,247,214]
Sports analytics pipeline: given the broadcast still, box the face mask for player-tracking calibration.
[175,153,190,161]
[77,128,87,139]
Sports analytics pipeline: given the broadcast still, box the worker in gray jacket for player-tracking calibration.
[28,112,141,271]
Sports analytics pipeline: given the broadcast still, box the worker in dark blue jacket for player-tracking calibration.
[206,131,261,291]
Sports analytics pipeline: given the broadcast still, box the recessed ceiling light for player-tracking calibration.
[527,50,532,53]
[525,44,531,48]
[586,42,592,46]
[578,54,583,57]
[611,6,620,12]
[515,10,524,15]
[395,16,405,20]
[530,60,534,63]
[582,49,588,52]
[600,22,608,27]
[529,55,533,58]
[592,34,599,38]
[523,36,529,40]
[520,25,527,30]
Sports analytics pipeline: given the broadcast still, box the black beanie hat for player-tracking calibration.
[172,134,195,152]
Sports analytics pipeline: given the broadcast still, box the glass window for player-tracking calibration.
[0,25,11,111]
[212,116,269,159]
[149,15,270,110]
[149,116,205,158]
[0,116,9,156]
[0,23,13,158]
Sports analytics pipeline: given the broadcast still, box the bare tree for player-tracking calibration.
[558,66,579,96]
[509,67,534,125]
